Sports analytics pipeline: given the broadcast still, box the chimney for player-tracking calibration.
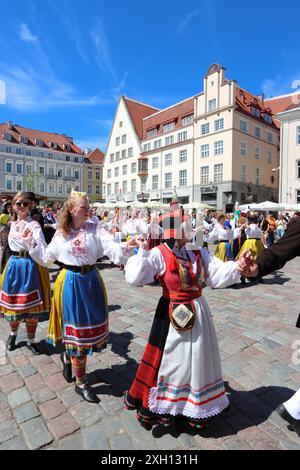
[7,121,13,129]
[85,148,92,155]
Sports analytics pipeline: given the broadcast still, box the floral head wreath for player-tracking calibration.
[70,190,88,199]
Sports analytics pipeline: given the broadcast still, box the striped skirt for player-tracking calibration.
[0,255,50,322]
[47,268,109,357]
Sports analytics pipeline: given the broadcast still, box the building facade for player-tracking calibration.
[83,148,105,202]
[0,122,84,201]
[103,65,280,211]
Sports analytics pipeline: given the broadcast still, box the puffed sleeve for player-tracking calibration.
[200,247,241,288]
[125,247,166,286]
[27,225,60,267]
[97,226,129,265]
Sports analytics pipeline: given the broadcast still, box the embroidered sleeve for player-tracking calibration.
[125,247,166,286]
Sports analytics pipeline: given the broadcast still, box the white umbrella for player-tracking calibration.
[92,202,105,208]
[183,202,216,210]
[249,201,286,211]
[116,201,131,208]
[131,201,147,208]
[283,203,300,211]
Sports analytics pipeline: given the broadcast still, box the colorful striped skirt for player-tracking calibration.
[0,255,50,322]
[47,268,109,357]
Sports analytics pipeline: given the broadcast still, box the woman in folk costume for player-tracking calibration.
[208,213,233,261]
[0,193,51,355]
[237,215,265,260]
[124,209,245,430]
[146,211,164,250]
[22,191,135,404]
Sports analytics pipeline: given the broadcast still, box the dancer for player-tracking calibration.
[124,209,245,429]
[22,191,136,403]
[0,193,51,354]
[208,213,233,261]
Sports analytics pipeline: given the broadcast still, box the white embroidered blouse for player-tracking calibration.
[8,217,42,252]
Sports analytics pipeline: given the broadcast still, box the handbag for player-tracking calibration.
[169,301,195,331]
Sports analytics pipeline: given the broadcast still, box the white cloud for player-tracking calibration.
[91,18,117,82]
[177,8,201,34]
[19,23,39,44]
[262,72,300,98]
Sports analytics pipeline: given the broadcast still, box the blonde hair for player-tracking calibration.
[58,192,89,238]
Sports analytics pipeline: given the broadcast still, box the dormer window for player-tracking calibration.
[264,114,273,124]
[163,122,175,133]
[35,138,44,146]
[49,141,57,149]
[251,107,260,118]
[19,135,28,144]
[147,128,157,138]
[3,132,12,141]
[63,144,71,151]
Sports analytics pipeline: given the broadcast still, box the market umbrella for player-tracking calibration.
[183,202,216,210]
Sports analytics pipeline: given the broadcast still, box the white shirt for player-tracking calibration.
[245,224,264,241]
[208,223,233,243]
[8,217,43,252]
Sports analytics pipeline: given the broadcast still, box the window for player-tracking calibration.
[255,146,261,160]
[121,134,126,144]
[165,136,174,146]
[122,165,127,175]
[116,151,120,161]
[165,153,172,166]
[297,161,300,179]
[179,170,187,187]
[264,114,272,124]
[214,164,223,182]
[114,167,119,177]
[20,136,28,144]
[122,181,128,193]
[40,183,45,193]
[165,172,172,188]
[6,162,12,173]
[88,170,93,179]
[241,165,246,183]
[6,146,11,153]
[141,182,146,191]
[200,166,209,184]
[75,171,80,180]
[147,129,157,138]
[215,118,224,131]
[297,127,300,145]
[122,149,126,159]
[254,126,261,138]
[131,162,136,173]
[201,144,209,158]
[128,147,133,157]
[297,190,300,203]
[152,157,159,169]
[65,155,70,161]
[88,185,92,194]
[26,165,32,174]
[16,181,22,191]
[116,137,120,146]
[154,139,162,149]
[114,182,119,194]
[268,151,273,163]
[208,99,216,111]
[179,150,187,163]
[201,123,210,135]
[240,142,247,156]
[39,166,45,176]
[107,183,111,196]
[267,132,273,143]
[26,150,31,156]
[240,120,248,133]
[163,122,175,133]
[182,115,193,126]
[107,169,111,178]
[49,183,54,193]
[4,133,12,141]
[143,143,151,152]
[177,131,187,143]
[251,107,260,118]
[74,157,78,163]
[16,148,22,155]
[6,180,12,190]
[49,168,54,177]
[58,185,63,194]
[110,153,114,163]
[131,179,136,192]
[255,168,260,185]
[152,175,159,190]
[119,121,123,128]
[214,140,224,155]
[96,185,100,194]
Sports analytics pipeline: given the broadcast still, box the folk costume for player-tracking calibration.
[208,223,233,262]
[0,217,51,350]
[237,223,265,260]
[124,210,241,429]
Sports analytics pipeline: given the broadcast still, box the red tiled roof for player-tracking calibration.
[0,122,83,154]
[85,148,105,164]
[235,86,278,129]
[123,98,159,139]
[142,98,194,140]
[265,94,300,114]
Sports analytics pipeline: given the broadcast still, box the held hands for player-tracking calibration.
[126,236,147,250]
[236,249,259,277]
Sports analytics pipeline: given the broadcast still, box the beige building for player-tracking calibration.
[83,148,105,202]
[103,64,280,211]
[265,92,300,204]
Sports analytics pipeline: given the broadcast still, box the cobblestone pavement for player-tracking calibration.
[0,257,300,450]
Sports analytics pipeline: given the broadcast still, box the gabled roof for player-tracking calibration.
[0,122,83,155]
[85,148,105,164]
[235,86,278,129]
[123,97,159,140]
[264,92,300,114]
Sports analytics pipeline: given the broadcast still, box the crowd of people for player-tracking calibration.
[0,191,299,437]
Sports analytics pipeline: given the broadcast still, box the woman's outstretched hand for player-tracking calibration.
[237,249,259,277]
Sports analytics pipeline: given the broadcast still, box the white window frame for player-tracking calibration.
[241,165,246,183]
[255,146,261,160]
[163,122,175,133]
[154,139,162,149]
[179,169,187,187]
[165,136,174,146]
[240,120,248,133]
[201,144,209,158]
[201,123,210,135]
[179,149,187,163]
[152,175,159,190]
[165,153,172,166]
[214,164,223,183]
[254,126,261,138]
[240,141,247,156]
[200,166,209,184]
[214,118,224,132]
[177,131,187,143]
[214,140,224,155]
[208,99,216,111]
[165,172,172,189]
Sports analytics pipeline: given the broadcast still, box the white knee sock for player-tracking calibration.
[284,388,300,420]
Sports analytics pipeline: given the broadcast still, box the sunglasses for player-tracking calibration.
[15,201,30,208]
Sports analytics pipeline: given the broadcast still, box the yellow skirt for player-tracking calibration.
[214,241,232,262]
[237,239,264,260]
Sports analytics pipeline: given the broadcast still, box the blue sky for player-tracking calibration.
[0,0,300,152]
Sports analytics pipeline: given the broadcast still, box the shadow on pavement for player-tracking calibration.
[229,273,291,290]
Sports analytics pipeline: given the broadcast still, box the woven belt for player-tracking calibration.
[61,264,96,275]
[11,250,30,258]
[247,238,261,240]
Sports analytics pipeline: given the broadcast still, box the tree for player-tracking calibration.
[24,172,42,192]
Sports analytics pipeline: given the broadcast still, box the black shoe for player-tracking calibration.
[276,403,300,437]
[26,342,41,355]
[60,353,75,383]
[75,383,100,404]
[6,335,17,351]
